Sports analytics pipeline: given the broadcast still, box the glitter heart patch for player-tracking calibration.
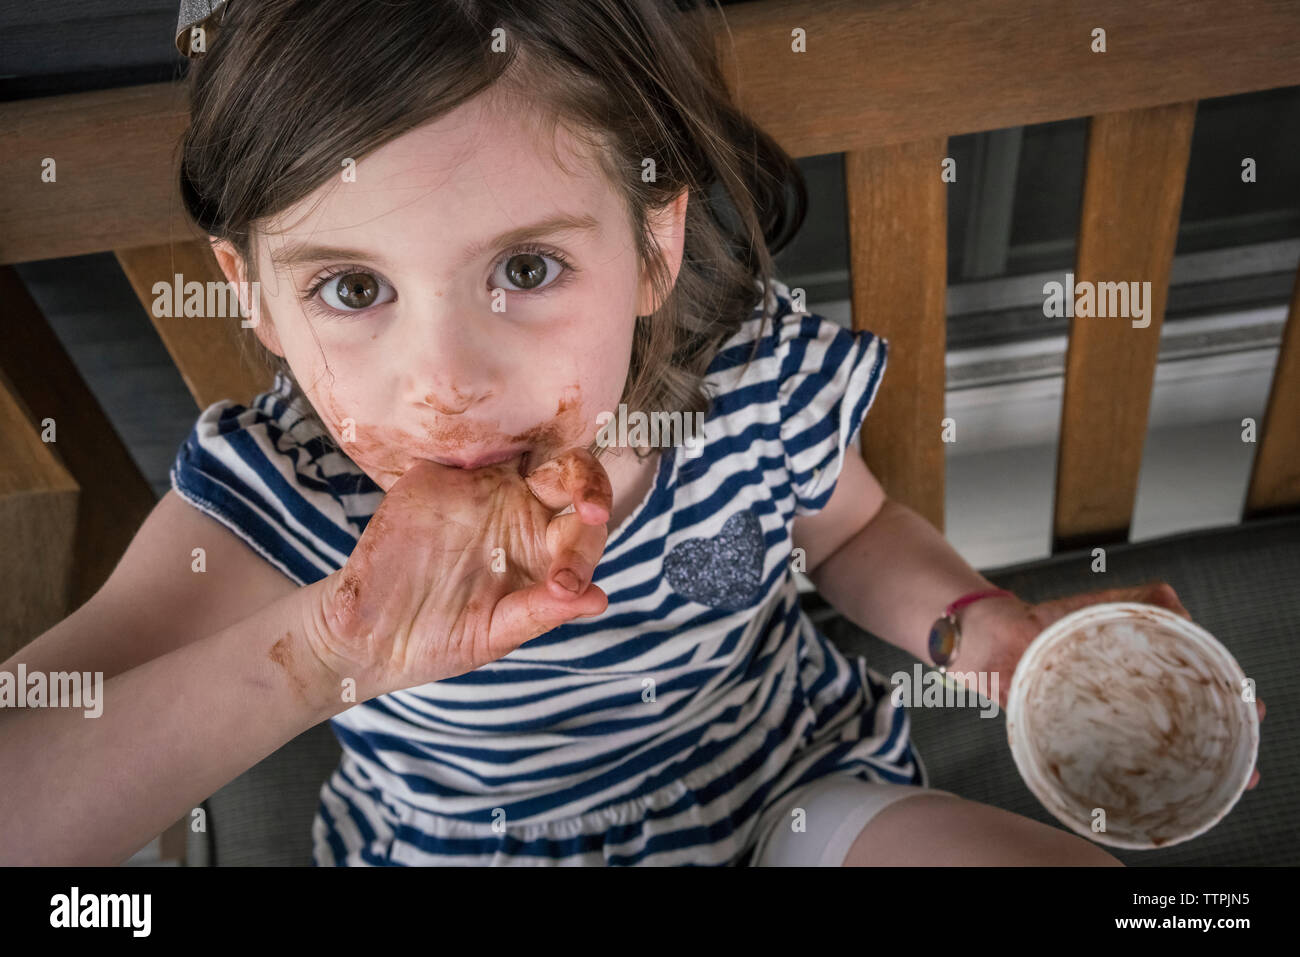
[663,510,764,610]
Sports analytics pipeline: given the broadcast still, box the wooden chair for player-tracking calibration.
[1,0,1297,864]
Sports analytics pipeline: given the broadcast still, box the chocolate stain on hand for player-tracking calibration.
[269,631,312,704]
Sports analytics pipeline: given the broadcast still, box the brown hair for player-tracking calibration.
[178,0,807,457]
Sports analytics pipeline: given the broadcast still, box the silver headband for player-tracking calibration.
[175,0,232,58]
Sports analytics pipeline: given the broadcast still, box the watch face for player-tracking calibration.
[929,616,958,667]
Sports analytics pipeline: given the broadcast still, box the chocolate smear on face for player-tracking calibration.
[312,381,592,484]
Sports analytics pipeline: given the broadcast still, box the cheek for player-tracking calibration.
[307,380,403,473]
[557,348,633,445]
[566,314,636,406]
[511,383,588,451]
[284,337,381,436]
[307,382,358,446]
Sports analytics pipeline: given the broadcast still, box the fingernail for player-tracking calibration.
[554,569,581,593]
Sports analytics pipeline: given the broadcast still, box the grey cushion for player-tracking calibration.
[190,513,1300,865]
[187,721,342,866]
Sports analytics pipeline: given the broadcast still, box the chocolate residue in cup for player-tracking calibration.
[1022,615,1248,846]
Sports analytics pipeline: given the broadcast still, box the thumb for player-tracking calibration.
[487,581,609,657]
[1040,585,1151,623]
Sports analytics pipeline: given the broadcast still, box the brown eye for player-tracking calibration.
[505,253,548,290]
[315,270,395,314]
[331,272,379,309]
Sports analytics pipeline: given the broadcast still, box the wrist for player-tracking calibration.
[951,592,1028,670]
[299,571,381,711]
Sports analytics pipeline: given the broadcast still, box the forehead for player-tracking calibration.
[258,89,624,261]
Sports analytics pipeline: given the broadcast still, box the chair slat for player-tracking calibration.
[845,139,948,530]
[0,267,155,615]
[712,0,1300,157]
[0,84,199,265]
[1054,101,1197,552]
[7,1,1300,264]
[115,242,273,410]
[0,370,78,659]
[1244,265,1300,518]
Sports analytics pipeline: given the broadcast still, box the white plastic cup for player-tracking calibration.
[1006,602,1259,850]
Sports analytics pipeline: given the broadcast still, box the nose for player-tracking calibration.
[404,303,497,414]
[419,382,479,415]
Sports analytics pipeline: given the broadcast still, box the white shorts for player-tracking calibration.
[750,775,956,866]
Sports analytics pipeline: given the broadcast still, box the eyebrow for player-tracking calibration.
[268,213,602,271]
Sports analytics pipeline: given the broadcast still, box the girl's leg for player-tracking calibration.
[842,792,1124,866]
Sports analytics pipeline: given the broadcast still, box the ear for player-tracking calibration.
[635,188,689,316]
[209,236,283,356]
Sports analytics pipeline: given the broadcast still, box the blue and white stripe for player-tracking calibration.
[171,279,927,865]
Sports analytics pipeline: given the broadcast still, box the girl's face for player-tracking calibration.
[215,90,685,492]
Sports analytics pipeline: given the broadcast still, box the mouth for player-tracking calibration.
[427,448,531,476]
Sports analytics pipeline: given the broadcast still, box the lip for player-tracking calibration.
[428,448,530,473]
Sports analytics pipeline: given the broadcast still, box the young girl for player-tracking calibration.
[2,0,1260,867]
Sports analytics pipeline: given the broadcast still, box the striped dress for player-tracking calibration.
[170,279,930,865]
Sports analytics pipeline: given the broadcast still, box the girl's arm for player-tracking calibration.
[795,451,1019,666]
[1,448,615,865]
[798,452,1195,694]
[801,452,1265,789]
[0,575,343,865]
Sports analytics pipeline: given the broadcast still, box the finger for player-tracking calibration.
[525,448,612,523]
[1247,768,1260,790]
[487,580,609,657]
[1057,583,1188,619]
[1140,582,1191,619]
[1040,585,1144,619]
[1257,699,1266,722]
[545,511,608,598]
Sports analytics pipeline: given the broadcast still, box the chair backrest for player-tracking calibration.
[702,0,1300,548]
[1,0,1297,620]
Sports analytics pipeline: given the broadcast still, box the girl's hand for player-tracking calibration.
[958,582,1264,790]
[307,448,612,701]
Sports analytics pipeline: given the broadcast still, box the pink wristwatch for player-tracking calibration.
[927,588,1015,673]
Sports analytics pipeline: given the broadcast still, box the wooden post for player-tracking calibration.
[1053,101,1197,552]
[844,139,950,530]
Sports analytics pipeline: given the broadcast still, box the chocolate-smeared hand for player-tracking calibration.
[306,448,612,701]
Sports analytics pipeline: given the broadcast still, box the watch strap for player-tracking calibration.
[929,588,1015,671]
[945,588,1015,619]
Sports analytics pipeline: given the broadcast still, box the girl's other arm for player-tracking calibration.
[0,574,345,865]
[6,490,298,681]
[0,490,343,865]
[794,452,1015,664]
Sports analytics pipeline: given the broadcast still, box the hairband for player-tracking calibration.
[175,0,231,58]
